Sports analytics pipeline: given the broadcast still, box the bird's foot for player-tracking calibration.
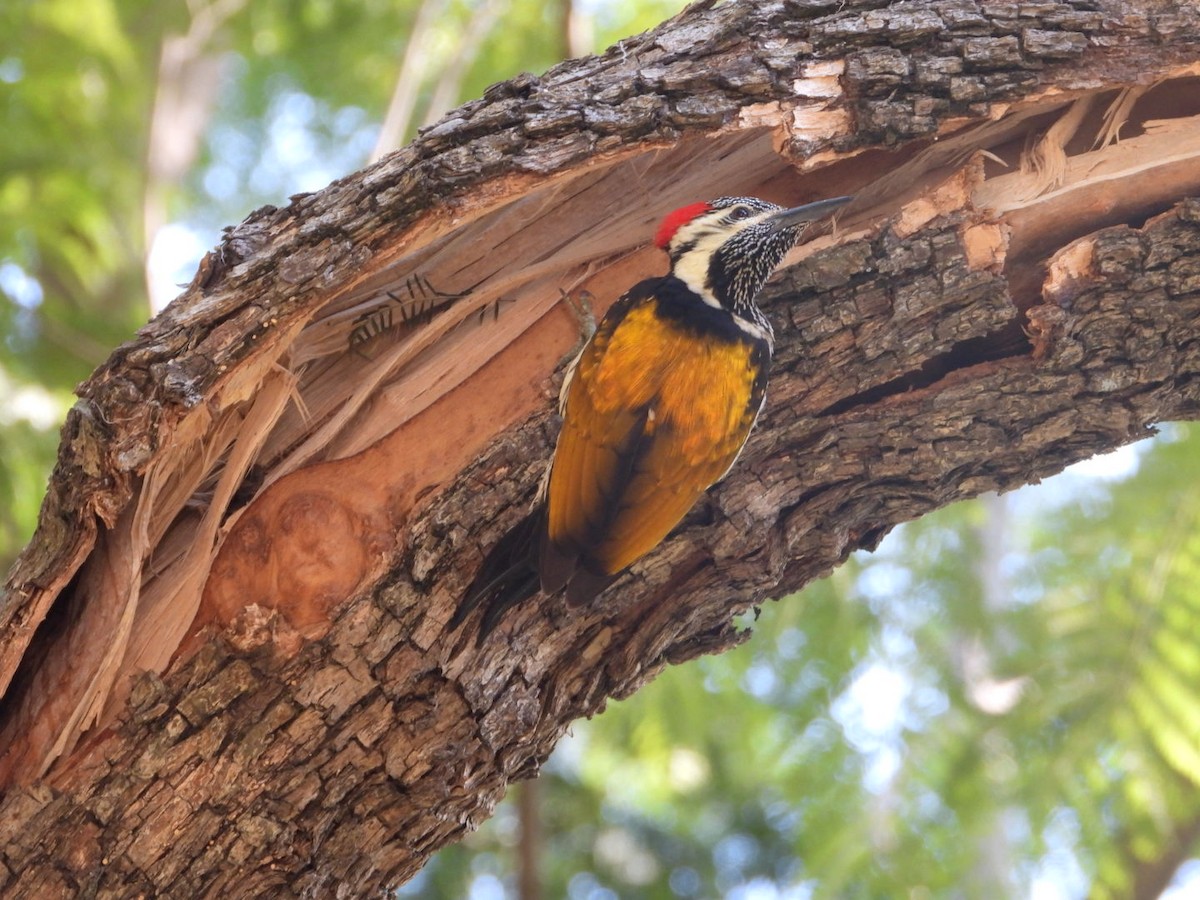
[557,288,595,368]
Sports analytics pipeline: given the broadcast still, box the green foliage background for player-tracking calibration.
[3,2,1200,897]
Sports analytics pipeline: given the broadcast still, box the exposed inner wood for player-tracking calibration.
[0,68,1198,791]
[2,0,1200,890]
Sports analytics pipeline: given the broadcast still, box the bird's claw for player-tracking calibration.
[555,288,596,372]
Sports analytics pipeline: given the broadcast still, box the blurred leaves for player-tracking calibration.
[5,2,1200,898]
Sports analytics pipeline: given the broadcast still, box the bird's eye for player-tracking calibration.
[728,206,752,221]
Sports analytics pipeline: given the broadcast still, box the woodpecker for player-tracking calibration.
[453,194,852,641]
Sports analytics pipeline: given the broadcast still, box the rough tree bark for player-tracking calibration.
[1,0,1199,895]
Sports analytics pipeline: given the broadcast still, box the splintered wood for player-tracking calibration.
[7,36,1200,794]
[1,0,1199,894]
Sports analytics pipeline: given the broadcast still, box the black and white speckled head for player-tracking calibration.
[655,195,851,343]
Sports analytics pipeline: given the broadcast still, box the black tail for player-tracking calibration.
[451,508,545,644]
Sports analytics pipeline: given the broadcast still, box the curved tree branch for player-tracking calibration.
[1,0,1199,895]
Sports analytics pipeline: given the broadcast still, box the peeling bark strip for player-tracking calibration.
[1,0,1199,895]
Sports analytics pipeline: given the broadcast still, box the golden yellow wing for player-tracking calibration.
[542,280,769,603]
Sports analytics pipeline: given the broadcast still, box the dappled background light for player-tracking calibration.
[4,1,1200,897]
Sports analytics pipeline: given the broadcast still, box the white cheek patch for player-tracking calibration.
[672,253,720,308]
[671,228,729,309]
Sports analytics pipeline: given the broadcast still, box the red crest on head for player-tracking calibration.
[654,202,712,249]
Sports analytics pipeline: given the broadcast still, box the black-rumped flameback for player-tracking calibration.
[454,194,852,641]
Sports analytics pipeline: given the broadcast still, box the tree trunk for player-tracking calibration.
[1,0,1199,895]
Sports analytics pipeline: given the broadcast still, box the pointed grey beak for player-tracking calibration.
[768,195,853,232]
